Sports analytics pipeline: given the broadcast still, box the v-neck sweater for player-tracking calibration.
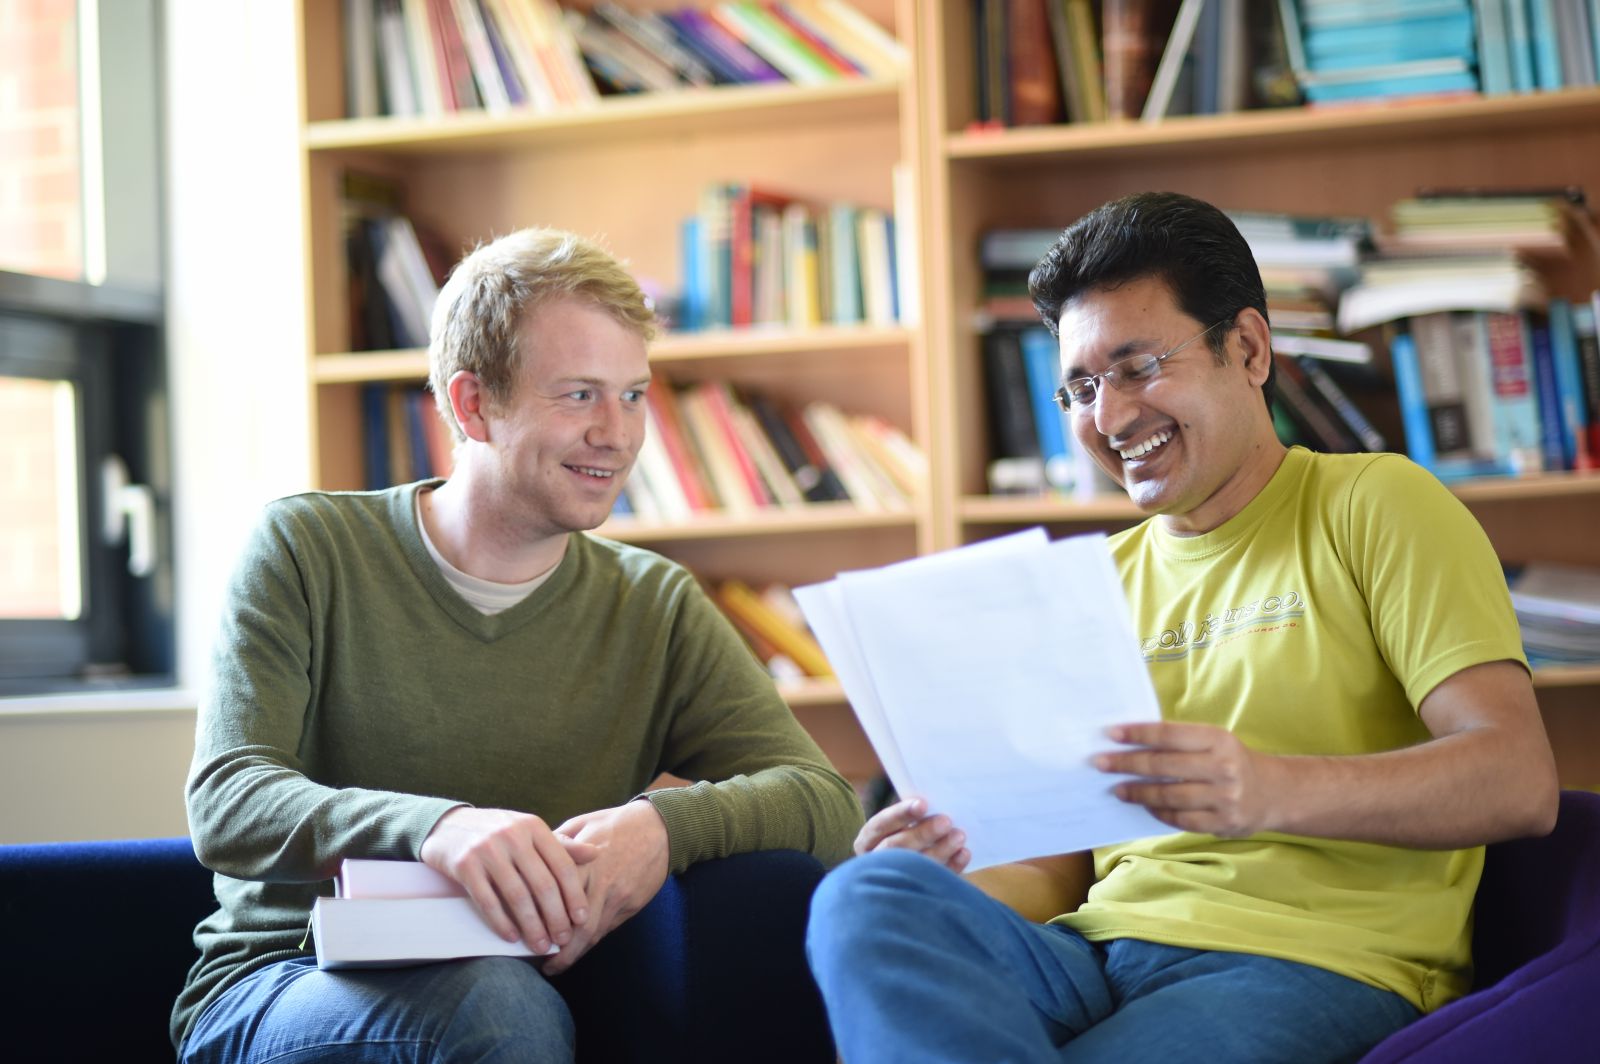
[172,481,861,1047]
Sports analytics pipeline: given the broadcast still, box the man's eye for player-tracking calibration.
[568,389,594,401]
[622,389,646,403]
[1065,381,1097,405]
[1121,357,1161,381]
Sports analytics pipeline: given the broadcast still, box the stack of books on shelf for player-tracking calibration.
[713,579,833,680]
[340,0,903,119]
[1283,0,1481,106]
[362,385,455,489]
[969,0,1301,128]
[612,383,924,522]
[312,859,548,969]
[343,172,449,353]
[675,181,904,332]
[1337,191,1600,478]
[1509,562,1600,668]
[1280,0,1600,106]
[975,227,1108,497]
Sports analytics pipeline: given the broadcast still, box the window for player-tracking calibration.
[0,0,170,694]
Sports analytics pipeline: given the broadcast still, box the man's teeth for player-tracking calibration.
[1119,431,1172,460]
[572,465,614,478]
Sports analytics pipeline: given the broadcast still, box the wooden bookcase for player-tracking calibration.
[918,1,1600,787]
[294,0,922,782]
[294,1,1600,787]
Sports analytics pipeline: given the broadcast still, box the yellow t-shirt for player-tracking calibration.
[1055,447,1526,1012]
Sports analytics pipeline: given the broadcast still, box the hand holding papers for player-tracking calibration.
[795,530,1171,870]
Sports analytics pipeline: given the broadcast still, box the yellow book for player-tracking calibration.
[718,579,833,677]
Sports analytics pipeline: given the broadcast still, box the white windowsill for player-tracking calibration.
[0,687,198,719]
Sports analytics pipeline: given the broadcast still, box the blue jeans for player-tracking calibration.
[180,955,574,1063]
[806,850,1420,1064]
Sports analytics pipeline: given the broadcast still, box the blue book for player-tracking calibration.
[1303,13,1476,63]
[1546,298,1590,468]
[361,384,392,491]
[1527,0,1563,89]
[1299,0,1470,27]
[679,215,705,331]
[1019,327,1073,491]
[1506,0,1537,90]
[1474,0,1513,94]
[403,389,432,479]
[1391,333,1438,469]
[1527,318,1566,470]
[1302,69,1477,102]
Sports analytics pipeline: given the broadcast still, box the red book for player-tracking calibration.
[728,184,794,328]
[646,386,714,511]
[1005,0,1062,126]
[427,0,479,111]
[696,383,773,506]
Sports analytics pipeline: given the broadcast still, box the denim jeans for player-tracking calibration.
[180,955,574,1064]
[806,849,1420,1064]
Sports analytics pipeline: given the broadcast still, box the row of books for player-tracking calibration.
[340,0,903,119]
[979,323,1106,496]
[971,0,1300,127]
[614,382,925,522]
[343,171,451,353]
[675,181,907,332]
[975,0,1600,129]
[712,580,833,680]
[362,384,455,490]
[1391,299,1600,479]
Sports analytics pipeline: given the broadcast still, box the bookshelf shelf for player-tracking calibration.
[304,78,902,155]
[957,493,1141,525]
[600,502,917,544]
[1533,665,1600,690]
[941,87,1600,167]
[1448,471,1600,504]
[311,325,914,384]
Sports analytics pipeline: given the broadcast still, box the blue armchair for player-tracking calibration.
[0,840,834,1063]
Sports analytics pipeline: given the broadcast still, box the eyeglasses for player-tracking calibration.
[1053,317,1233,411]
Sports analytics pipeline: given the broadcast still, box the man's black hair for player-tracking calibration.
[1028,191,1276,408]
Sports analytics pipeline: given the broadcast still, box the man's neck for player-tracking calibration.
[420,476,569,584]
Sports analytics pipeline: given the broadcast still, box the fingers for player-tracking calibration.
[515,826,589,949]
[854,796,968,861]
[855,797,929,853]
[1105,721,1217,750]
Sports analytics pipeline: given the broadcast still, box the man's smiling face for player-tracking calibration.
[1058,275,1278,535]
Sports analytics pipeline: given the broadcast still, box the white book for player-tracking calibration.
[337,858,465,898]
[311,896,556,969]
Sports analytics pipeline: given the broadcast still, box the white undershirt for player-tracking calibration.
[415,493,556,615]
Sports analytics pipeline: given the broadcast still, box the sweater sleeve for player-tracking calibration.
[644,577,863,872]
[185,506,461,882]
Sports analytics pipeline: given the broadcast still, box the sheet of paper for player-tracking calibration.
[800,531,1171,870]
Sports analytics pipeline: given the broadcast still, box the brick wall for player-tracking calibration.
[0,0,82,280]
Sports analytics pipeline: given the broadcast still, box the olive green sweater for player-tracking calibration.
[172,482,862,1047]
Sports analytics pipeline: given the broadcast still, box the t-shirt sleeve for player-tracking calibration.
[1341,455,1527,711]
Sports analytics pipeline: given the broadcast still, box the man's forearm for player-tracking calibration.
[1258,725,1558,848]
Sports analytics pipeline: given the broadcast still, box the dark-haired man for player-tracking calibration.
[806,192,1557,1062]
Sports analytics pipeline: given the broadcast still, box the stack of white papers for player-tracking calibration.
[795,530,1171,870]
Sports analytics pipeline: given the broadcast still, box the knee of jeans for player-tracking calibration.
[808,850,949,946]
[442,957,575,1054]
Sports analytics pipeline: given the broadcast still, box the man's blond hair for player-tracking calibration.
[428,227,656,441]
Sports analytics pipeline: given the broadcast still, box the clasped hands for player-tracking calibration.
[857,721,1277,866]
[418,798,670,975]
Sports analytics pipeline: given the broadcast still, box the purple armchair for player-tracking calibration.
[1362,788,1600,1062]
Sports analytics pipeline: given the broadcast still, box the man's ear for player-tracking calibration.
[448,370,492,443]
[1233,307,1274,389]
